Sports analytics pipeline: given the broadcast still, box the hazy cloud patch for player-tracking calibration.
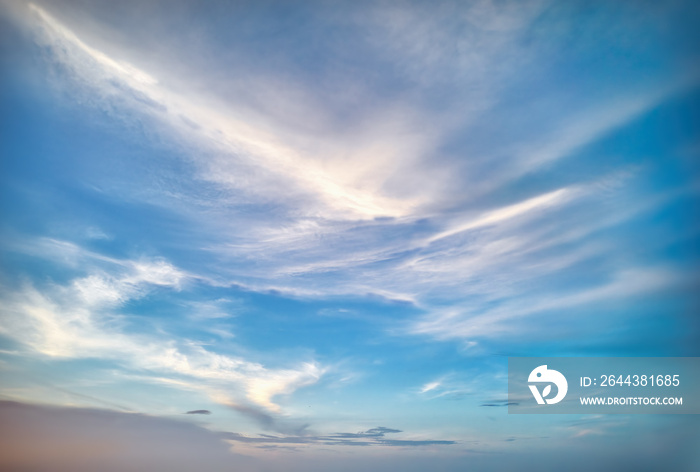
[481,400,518,407]
[223,426,455,448]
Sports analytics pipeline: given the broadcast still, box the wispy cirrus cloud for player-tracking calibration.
[24,2,433,220]
[12,2,696,315]
[409,266,682,341]
[0,241,324,417]
[424,187,574,244]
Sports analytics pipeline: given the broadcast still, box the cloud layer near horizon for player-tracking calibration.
[1,401,697,472]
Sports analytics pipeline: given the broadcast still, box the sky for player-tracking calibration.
[0,0,699,470]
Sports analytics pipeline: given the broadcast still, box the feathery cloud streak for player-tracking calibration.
[26,3,429,219]
[0,243,324,415]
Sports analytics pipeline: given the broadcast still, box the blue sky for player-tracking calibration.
[0,1,699,470]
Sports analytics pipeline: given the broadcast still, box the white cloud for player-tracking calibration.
[419,381,441,394]
[0,248,324,414]
[409,267,681,340]
[24,3,435,219]
[29,3,157,86]
[426,187,573,244]
[413,373,479,400]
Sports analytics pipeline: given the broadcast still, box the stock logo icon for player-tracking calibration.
[528,365,568,405]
